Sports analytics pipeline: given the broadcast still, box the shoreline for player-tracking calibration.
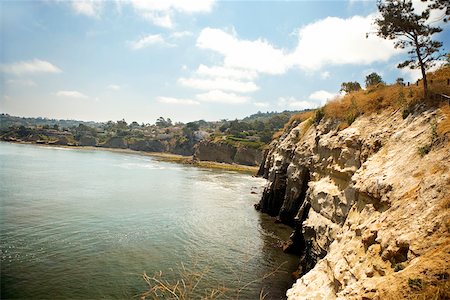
[2,141,259,174]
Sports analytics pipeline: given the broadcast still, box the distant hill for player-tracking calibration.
[0,114,103,129]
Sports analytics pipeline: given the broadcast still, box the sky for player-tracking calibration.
[1,0,448,124]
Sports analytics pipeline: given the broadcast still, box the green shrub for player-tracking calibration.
[394,263,404,272]
[408,278,423,290]
[314,109,324,124]
[418,145,431,156]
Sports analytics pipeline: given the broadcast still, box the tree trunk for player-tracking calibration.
[422,68,428,99]
[414,36,428,99]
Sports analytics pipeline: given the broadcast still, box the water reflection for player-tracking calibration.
[0,142,298,300]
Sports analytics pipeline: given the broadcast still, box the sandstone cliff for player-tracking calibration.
[194,140,263,166]
[101,136,127,149]
[258,106,449,299]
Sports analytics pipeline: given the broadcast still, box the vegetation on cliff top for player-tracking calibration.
[277,66,450,138]
[0,110,301,155]
[323,66,450,129]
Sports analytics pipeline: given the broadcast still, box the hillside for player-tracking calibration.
[0,111,303,166]
[256,67,450,299]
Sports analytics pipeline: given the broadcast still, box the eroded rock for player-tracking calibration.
[256,108,450,299]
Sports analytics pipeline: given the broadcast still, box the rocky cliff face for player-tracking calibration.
[194,141,263,166]
[258,107,449,299]
[128,139,167,152]
[102,136,127,149]
[79,135,97,146]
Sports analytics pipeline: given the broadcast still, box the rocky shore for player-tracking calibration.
[256,106,449,299]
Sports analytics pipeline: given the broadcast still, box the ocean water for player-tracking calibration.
[0,142,298,299]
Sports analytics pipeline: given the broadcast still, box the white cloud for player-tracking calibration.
[178,77,259,93]
[197,28,290,75]
[129,0,214,14]
[107,84,121,91]
[291,14,402,71]
[320,71,331,79]
[56,90,88,99]
[411,0,448,24]
[142,12,173,28]
[129,0,215,27]
[254,102,270,108]
[195,64,258,80]
[195,90,249,104]
[171,31,194,38]
[400,68,422,83]
[71,0,102,18]
[157,96,200,105]
[0,59,62,75]
[6,79,37,87]
[278,96,322,110]
[129,34,172,49]
[308,90,339,105]
[196,14,402,76]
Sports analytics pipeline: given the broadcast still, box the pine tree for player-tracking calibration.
[375,0,443,98]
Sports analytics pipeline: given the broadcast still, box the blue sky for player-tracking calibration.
[1,0,448,123]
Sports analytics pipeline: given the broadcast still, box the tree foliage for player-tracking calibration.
[375,0,443,97]
[156,117,172,128]
[421,0,449,22]
[396,77,405,85]
[365,72,384,87]
[445,52,450,67]
[340,81,362,93]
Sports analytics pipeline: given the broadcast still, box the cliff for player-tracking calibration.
[193,140,264,166]
[257,105,450,299]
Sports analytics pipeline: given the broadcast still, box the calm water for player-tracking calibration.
[0,142,298,299]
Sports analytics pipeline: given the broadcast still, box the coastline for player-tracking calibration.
[1,141,259,174]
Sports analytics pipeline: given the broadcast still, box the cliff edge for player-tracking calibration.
[258,96,449,298]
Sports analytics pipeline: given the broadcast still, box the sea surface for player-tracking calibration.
[0,142,298,299]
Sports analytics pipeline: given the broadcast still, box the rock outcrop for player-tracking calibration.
[194,141,263,166]
[102,136,127,149]
[78,135,97,146]
[128,139,166,152]
[257,107,450,299]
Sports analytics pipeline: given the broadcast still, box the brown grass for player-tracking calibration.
[427,66,450,95]
[287,110,315,127]
[268,67,449,142]
[272,110,315,140]
[322,66,450,129]
[140,261,287,300]
[324,84,421,123]
[141,263,228,300]
[376,242,450,300]
[437,104,450,136]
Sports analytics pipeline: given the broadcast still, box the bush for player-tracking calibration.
[408,278,423,290]
[314,109,325,124]
[394,263,404,272]
[418,144,431,156]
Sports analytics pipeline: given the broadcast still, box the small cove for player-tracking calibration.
[0,142,298,299]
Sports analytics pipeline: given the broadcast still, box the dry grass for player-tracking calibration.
[322,66,450,129]
[375,242,450,300]
[272,110,315,140]
[324,83,421,124]
[140,262,288,300]
[141,263,227,300]
[287,110,315,128]
[427,66,450,95]
[437,104,450,137]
